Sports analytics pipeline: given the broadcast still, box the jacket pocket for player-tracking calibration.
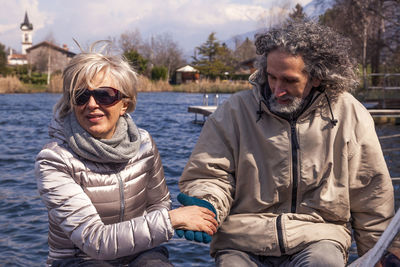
[210,213,281,257]
[282,213,351,257]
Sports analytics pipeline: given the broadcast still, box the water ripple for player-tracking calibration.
[0,92,398,266]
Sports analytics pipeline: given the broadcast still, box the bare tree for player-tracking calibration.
[34,31,58,84]
[141,33,186,79]
[42,31,58,45]
[116,30,186,79]
[118,29,143,53]
[233,37,256,63]
[256,0,295,29]
[320,0,400,88]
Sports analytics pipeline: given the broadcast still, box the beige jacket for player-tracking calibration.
[35,116,173,264]
[179,72,395,258]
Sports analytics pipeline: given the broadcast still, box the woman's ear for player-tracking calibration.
[120,101,129,116]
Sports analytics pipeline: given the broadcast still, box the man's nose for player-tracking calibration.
[274,85,286,98]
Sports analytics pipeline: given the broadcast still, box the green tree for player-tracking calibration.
[288,3,307,22]
[192,33,234,79]
[216,43,236,75]
[123,50,148,75]
[0,43,7,74]
[196,32,219,62]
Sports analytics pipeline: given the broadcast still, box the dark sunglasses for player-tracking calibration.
[74,87,123,106]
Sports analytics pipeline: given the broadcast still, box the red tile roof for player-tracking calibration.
[9,54,27,60]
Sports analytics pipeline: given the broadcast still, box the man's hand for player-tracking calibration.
[376,248,400,267]
[174,193,218,243]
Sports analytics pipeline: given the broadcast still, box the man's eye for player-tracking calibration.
[286,79,297,83]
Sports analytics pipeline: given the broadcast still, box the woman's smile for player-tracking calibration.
[86,113,105,123]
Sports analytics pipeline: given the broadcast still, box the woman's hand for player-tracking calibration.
[169,206,218,236]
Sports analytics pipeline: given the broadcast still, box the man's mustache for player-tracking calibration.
[272,95,295,102]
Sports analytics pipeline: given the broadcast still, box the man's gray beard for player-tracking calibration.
[268,95,304,115]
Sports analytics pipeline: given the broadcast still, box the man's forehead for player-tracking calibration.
[266,52,307,73]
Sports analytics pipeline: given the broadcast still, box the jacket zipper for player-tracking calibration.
[262,92,322,256]
[276,120,299,255]
[117,174,125,222]
[276,214,285,254]
[290,119,299,213]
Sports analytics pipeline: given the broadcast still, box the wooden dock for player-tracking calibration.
[369,109,400,124]
[188,106,217,116]
[188,106,400,125]
[188,105,217,124]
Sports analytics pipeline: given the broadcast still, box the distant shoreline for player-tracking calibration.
[0,78,253,95]
[0,88,246,94]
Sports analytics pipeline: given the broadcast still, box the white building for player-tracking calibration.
[20,12,33,55]
[7,12,32,65]
[8,49,27,65]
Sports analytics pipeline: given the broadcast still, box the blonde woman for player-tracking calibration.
[35,43,217,266]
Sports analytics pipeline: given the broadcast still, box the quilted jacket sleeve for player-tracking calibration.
[35,143,173,260]
[145,137,171,213]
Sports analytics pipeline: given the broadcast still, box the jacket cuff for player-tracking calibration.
[162,208,174,239]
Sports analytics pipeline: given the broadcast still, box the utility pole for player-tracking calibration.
[47,48,51,85]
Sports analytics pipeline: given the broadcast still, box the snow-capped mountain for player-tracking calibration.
[224,0,334,48]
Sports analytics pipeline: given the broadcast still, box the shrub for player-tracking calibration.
[151,66,168,81]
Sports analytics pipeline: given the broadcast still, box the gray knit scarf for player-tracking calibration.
[63,112,141,163]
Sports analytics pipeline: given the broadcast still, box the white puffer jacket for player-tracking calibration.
[35,115,173,265]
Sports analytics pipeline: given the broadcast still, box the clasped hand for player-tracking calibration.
[170,193,218,243]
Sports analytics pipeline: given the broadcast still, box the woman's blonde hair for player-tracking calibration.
[54,41,138,118]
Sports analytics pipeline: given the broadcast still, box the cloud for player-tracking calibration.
[0,0,54,51]
[0,24,16,33]
[27,0,271,52]
[0,0,316,54]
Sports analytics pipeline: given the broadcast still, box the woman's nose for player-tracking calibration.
[87,96,99,108]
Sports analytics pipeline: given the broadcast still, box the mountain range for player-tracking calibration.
[224,0,333,48]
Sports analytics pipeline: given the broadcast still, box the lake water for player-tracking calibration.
[0,92,399,266]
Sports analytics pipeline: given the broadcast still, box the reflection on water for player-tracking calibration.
[0,93,398,266]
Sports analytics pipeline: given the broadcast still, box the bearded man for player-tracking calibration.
[177,21,399,266]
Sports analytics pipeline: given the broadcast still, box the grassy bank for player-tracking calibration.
[138,76,252,93]
[0,74,252,94]
[0,76,48,93]
[4,74,397,100]
[0,76,26,93]
[172,79,252,93]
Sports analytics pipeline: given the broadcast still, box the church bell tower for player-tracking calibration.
[20,11,33,55]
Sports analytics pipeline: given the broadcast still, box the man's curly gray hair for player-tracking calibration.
[254,21,359,98]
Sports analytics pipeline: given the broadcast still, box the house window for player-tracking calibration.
[25,34,29,42]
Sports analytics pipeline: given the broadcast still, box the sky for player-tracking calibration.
[0,0,314,57]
